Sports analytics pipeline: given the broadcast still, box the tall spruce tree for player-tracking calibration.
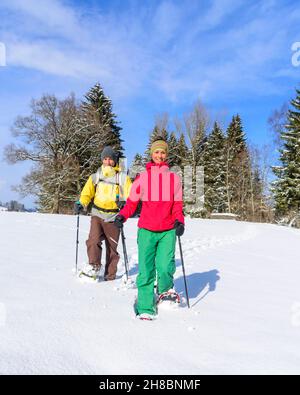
[203,122,227,213]
[225,114,251,217]
[272,89,300,217]
[76,83,124,188]
[4,85,125,213]
[167,132,178,167]
[176,133,189,168]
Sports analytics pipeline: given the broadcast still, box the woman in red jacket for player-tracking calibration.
[114,138,185,320]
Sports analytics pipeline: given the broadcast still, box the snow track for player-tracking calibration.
[0,212,300,374]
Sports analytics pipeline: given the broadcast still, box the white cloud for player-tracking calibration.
[0,0,84,40]
[2,4,150,98]
[8,39,112,79]
[0,0,299,102]
[153,0,300,101]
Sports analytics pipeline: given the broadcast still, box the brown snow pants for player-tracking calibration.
[86,216,120,280]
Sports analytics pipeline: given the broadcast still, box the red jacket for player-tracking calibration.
[120,162,184,232]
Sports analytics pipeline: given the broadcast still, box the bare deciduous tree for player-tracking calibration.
[5,94,84,213]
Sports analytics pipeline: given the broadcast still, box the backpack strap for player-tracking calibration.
[91,169,101,187]
[92,169,119,188]
[91,168,122,212]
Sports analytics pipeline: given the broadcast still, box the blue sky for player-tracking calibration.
[0,0,300,208]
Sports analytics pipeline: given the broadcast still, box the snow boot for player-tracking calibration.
[78,263,101,281]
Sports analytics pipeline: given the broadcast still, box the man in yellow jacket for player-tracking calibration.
[75,146,132,281]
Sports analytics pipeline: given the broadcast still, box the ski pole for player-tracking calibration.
[178,236,190,308]
[120,227,129,281]
[75,214,80,274]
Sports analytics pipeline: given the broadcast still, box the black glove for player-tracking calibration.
[114,215,125,229]
[117,201,126,210]
[74,201,84,215]
[174,220,185,237]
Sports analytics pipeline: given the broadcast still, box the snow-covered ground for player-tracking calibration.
[0,212,300,375]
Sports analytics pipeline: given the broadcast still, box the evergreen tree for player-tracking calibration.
[203,122,227,213]
[4,84,125,214]
[172,133,189,169]
[76,83,124,188]
[227,115,247,152]
[193,130,207,166]
[272,89,300,217]
[225,114,251,217]
[129,153,145,180]
[167,132,178,167]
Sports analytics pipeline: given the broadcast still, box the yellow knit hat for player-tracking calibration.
[150,139,168,155]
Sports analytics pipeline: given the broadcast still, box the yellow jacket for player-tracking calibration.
[80,165,132,212]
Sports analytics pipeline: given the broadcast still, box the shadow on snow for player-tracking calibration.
[174,264,220,307]
[126,257,221,308]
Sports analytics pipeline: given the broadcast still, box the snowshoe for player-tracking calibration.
[78,264,101,281]
[137,313,156,321]
[157,289,181,309]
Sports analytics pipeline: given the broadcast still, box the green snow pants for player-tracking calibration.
[136,228,176,315]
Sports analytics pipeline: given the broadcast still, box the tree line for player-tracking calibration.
[131,106,271,222]
[5,84,123,214]
[4,83,300,225]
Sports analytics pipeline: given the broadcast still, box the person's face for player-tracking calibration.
[102,157,115,167]
[152,149,167,164]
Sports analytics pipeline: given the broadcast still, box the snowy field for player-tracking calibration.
[0,212,300,375]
